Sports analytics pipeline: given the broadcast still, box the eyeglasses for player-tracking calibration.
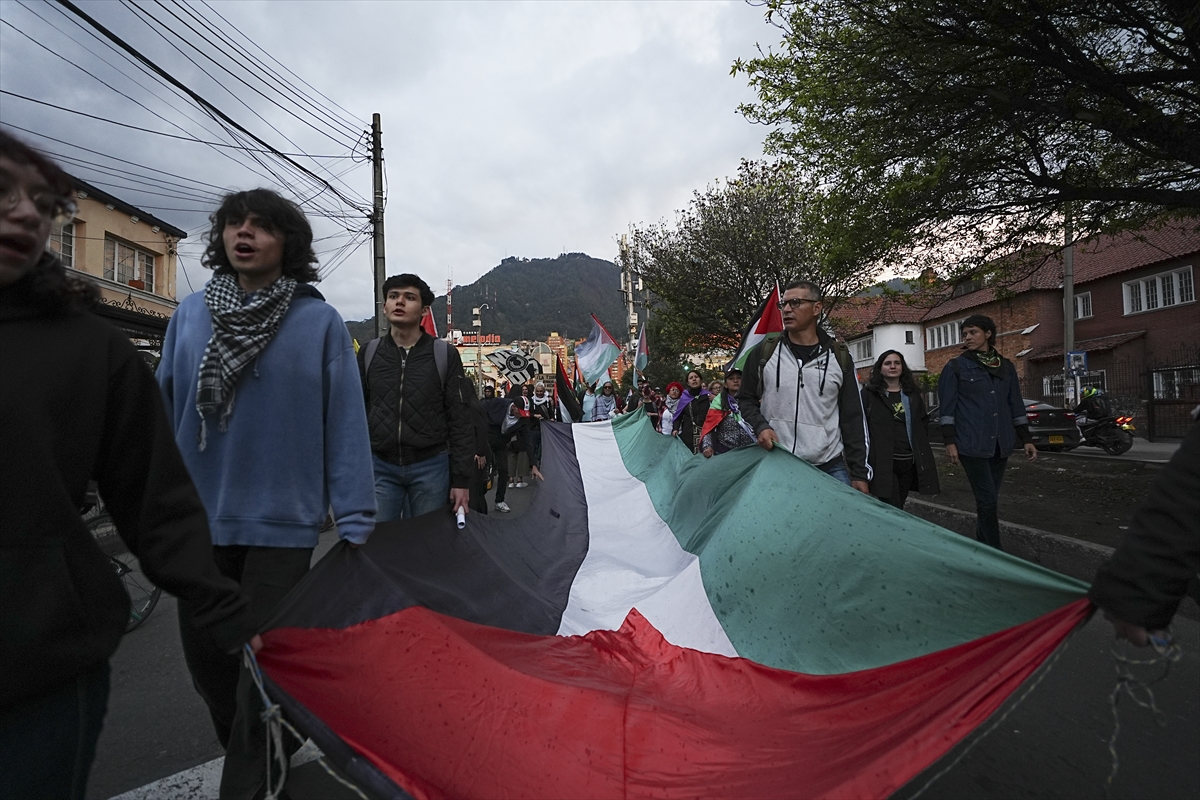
[778,298,818,310]
[0,180,77,225]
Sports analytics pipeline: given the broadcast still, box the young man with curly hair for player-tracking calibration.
[157,188,375,798]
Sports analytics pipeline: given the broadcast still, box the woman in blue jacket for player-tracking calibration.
[938,314,1036,550]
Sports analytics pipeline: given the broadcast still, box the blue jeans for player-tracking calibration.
[0,661,110,800]
[817,457,852,486]
[958,454,1008,550]
[373,452,450,521]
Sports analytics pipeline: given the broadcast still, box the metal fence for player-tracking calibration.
[1017,345,1200,440]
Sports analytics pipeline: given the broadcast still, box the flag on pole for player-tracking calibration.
[631,325,649,388]
[554,357,584,422]
[420,307,439,338]
[575,314,621,386]
[728,283,784,371]
[255,412,1089,800]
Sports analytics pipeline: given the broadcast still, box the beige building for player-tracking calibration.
[50,177,188,345]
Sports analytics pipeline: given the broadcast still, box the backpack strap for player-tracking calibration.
[433,337,449,388]
[363,337,382,375]
[755,332,782,397]
[832,340,854,376]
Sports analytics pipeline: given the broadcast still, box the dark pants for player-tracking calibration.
[489,431,511,503]
[178,545,312,800]
[958,453,1008,550]
[887,459,916,509]
[0,660,110,800]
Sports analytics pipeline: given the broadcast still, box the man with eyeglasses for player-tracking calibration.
[738,280,871,492]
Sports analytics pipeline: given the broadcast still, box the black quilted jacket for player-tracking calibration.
[358,332,475,488]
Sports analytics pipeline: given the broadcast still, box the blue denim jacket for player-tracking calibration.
[937,353,1029,458]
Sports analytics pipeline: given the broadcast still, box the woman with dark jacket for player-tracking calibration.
[0,131,258,800]
[861,350,940,508]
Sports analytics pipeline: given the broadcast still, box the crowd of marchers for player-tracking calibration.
[3,130,1198,800]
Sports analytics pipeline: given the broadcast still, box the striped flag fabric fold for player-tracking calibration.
[257,410,1090,800]
[554,356,584,422]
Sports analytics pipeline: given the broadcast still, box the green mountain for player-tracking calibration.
[347,253,626,344]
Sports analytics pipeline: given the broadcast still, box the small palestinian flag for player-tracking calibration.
[632,324,648,388]
[420,307,439,338]
[728,283,784,371]
[575,314,622,386]
[554,357,584,422]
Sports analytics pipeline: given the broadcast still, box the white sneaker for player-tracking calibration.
[514,481,528,488]
[495,501,511,513]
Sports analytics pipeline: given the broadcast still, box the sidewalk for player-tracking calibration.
[904,496,1198,621]
[1056,436,1181,464]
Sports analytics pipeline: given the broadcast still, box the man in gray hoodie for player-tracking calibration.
[738,280,871,493]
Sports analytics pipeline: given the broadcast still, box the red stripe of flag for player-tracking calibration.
[261,599,1091,800]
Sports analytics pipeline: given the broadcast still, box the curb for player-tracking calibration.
[905,497,1199,622]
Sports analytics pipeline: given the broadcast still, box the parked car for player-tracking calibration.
[925,399,1082,451]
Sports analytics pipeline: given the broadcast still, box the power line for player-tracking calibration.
[0,91,358,157]
[54,0,372,215]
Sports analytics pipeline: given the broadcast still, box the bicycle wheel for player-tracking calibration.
[87,513,161,632]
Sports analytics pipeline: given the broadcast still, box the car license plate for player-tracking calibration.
[1049,435,1064,444]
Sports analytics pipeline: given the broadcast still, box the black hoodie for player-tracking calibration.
[0,262,255,709]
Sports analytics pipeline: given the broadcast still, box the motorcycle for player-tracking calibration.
[1076,415,1136,455]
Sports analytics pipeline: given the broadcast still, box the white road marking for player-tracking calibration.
[111,740,321,799]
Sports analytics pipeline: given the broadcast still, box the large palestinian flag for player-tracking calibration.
[257,411,1089,799]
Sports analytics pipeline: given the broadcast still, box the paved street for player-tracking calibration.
[88,472,1199,799]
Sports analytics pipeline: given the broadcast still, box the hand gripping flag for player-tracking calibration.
[254,410,1090,800]
[575,314,621,387]
[486,348,541,385]
[631,324,649,388]
[555,356,584,422]
[728,283,784,371]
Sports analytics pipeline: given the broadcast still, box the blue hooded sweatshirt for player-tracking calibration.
[158,283,376,547]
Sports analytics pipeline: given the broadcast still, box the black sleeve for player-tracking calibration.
[1089,419,1200,629]
[737,344,769,435]
[836,358,870,482]
[442,349,476,489]
[94,342,254,652]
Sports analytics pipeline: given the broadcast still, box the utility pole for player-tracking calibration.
[618,235,640,351]
[371,113,387,337]
[1062,210,1079,406]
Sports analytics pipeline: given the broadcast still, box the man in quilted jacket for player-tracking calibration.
[358,274,475,521]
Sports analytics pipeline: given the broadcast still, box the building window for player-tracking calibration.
[905,330,915,345]
[925,319,965,350]
[1124,266,1193,315]
[852,338,873,362]
[1073,292,1092,320]
[1043,371,1106,397]
[104,237,156,293]
[49,221,75,268]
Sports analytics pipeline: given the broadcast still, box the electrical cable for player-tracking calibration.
[54,0,371,214]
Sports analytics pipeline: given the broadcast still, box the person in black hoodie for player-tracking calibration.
[861,350,940,509]
[0,132,258,800]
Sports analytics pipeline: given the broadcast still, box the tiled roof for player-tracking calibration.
[923,221,1200,322]
[828,297,881,339]
[1027,330,1147,361]
[828,296,928,339]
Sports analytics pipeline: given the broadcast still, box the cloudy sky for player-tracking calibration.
[1,0,775,322]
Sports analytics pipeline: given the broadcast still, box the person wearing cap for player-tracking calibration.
[701,368,756,457]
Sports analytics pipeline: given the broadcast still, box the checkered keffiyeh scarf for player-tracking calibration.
[195,272,297,449]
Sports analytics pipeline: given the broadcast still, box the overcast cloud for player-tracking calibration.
[0,0,772,321]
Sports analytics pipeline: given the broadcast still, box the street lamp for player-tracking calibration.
[473,303,489,395]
